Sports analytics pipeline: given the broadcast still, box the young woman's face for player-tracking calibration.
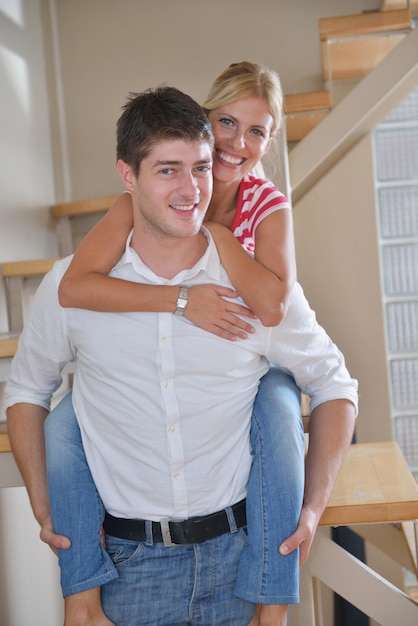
[208,96,274,185]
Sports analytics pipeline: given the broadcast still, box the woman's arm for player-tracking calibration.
[205,208,296,327]
[58,194,255,340]
[58,193,138,309]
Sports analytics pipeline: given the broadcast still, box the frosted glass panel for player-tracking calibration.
[376,86,418,482]
[395,415,418,465]
[391,358,418,409]
[375,128,418,181]
[378,186,418,238]
[383,86,418,123]
[382,244,418,295]
[386,301,418,353]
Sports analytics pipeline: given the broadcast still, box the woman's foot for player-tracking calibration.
[64,587,115,626]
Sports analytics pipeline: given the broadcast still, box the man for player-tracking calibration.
[6,87,357,625]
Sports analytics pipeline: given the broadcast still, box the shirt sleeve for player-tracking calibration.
[264,283,359,415]
[4,259,76,413]
[250,180,291,234]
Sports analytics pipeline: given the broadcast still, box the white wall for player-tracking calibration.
[0,0,58,331]
[0,2,63,624]
[0,487,63,625]
[49,0,379,201]
[293,133,393,443]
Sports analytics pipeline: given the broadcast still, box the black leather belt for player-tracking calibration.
[103,499,246,547]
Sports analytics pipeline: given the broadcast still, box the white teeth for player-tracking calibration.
[218,150,244,165]
[170,205,195,211]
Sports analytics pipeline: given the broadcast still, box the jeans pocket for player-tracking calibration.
[105,535,143,568]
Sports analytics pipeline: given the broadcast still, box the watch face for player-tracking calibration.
[175,286,188,314]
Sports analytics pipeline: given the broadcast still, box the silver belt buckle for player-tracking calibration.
[160,519,177,547]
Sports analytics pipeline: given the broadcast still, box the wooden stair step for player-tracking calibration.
[322,35,407,81]
[319,9,413,82]
[284,91,331,142]
[286,113,328,142]
[51,195,120,256]
[0,333,19,394]
[284,91,332,114]
[0,424,11,453]
[319,8,412,41]
[0,333,19,359]
[51,194,119,218]
[2,258,60,278]
[319,441,418,526]
[1,259,60,333]
[381,0,418,16]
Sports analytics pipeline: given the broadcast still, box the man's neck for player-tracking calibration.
[130,229,208,279]
[205,180,239,226]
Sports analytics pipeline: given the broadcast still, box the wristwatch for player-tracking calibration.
[174,285,189,315]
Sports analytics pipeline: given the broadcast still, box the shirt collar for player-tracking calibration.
[113,226,222,284]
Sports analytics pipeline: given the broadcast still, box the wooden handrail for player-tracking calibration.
[51,195,120,218]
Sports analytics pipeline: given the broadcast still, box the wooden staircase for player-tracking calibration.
[283,4,414,142]
[0,258,73,454]
[52,194,119,256]
[284,91,332,142]
[2,258,61,332]
[0,334,19,454]
[319,8,412,83]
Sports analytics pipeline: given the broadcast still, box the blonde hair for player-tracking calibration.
[203,61,283,136]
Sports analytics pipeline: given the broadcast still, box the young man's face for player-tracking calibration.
[120,138,213,241]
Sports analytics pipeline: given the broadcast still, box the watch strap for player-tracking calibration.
[174,285,189,315]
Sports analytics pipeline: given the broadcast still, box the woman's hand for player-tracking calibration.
[185,284,256,340]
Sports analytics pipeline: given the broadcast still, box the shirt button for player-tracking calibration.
[168,426,175,433]
[163,381,169,388]
[173,472,180,479]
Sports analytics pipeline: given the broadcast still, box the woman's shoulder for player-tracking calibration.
[241,174,289,207]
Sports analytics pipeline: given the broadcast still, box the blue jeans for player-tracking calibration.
[102,528,254,625]
[235,368,304,604]
[45,391,118,596]
[45,368,304,604]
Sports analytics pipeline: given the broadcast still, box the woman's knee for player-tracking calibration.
[44,391,77,440]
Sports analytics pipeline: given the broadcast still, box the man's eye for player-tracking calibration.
[196,165,212,173]
[160,168,173,174]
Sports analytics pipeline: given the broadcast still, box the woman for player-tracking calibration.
[45,61,304,626]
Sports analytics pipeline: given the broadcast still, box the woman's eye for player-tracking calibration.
[219,117,234,127]
[250,128,264,138]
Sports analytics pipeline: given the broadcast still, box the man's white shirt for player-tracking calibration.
[5,230,358,521]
